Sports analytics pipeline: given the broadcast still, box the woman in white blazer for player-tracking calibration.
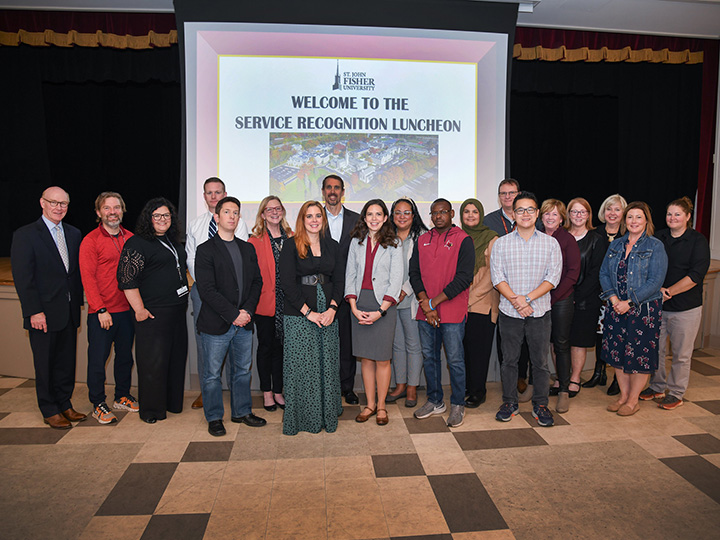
[345,199,404,425]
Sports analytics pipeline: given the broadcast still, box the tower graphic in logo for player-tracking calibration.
[332,60,340,90]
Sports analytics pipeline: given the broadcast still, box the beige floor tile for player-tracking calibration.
[0,411,48,427]
[265,505,328,538]
[222,459,276,484]
[685,416,720,438]
[132,441,189,463]
[0,387,42,412]
[190,420,242,441]
[452,411,532,432]
[327,502,390,539]
[78,515,151,540]
[701,452,720,468]
[276,431,325,458]
[155,461,226,514]
[534,424,591,445]
[412,433,474,475]
[325,477,383,507]
[376,476,449,537]
[213,482,272,513]
[273,457,325,483]
[270,480,326,511]
[324,455,375,480]
[685,385,720,401]
[632,436,698,458]
[203,507,268,540]
[0,377,27,388]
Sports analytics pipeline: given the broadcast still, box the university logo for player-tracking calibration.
[332,60,376,92]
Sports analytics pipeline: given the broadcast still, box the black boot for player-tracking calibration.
[582,361,607,388]
[607,375,620,396]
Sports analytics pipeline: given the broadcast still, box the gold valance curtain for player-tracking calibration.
[512,43,703,64]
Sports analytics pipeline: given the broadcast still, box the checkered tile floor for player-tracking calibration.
[2,349,720,539]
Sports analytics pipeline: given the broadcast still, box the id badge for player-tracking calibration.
[177,285,189,297]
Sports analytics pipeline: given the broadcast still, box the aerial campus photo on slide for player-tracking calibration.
[269,132,439,203]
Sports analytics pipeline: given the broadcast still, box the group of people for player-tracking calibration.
[11,175,711,436]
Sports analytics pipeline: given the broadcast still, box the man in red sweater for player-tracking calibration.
[79,192,138,424]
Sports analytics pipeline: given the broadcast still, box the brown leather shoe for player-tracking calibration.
[62,408,87,422]
[44,413,72,429]
[355,406,377,423]
[192,394,203,409]
[607,400,624,412]
[376,409,389,426]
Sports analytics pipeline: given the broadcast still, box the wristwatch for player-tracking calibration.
[524,295,532,304]
[97,308,108,314]
[378,308,387,317]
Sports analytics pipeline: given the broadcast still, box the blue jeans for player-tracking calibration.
[191,284,229,390]
[201,325,253,422]
[417,320,466,406]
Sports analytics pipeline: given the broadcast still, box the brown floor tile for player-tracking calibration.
[222,459,276,484]
[325,455,376,480]
[325,477,383,507]
[140,513,209,540]
[327,502,390,539]
[405,416,450,434]
[0,426,70,445]
[373,453,426,477]
[155,462,225,514]
[661,455,720,504]
[96,462,178,515]
[390,535,453,540]
[453,429,548,451]
[691,360,720,376]
[673,433,720,454]
[79,515,151,540]
[451,531,516,539]
[339,404,362,420]
[0,388,11,398]
[203,507,268,539]
[694,400,720,415]
[692,350,714,358]
[273,456,325,483]
[0,377,27,388]
[181,441,233,462]
[18,379,36,388]
[265,505,328,538]
[428,473,507,532]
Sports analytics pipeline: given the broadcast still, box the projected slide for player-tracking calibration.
[185,22,507,222]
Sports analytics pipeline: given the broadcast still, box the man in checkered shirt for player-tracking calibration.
[490,191,562,427]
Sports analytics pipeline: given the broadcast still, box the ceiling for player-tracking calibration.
[1,0,718,39]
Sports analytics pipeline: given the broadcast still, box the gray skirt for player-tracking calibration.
[351,289,397,361]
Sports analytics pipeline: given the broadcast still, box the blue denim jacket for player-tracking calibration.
[599,232,668,306]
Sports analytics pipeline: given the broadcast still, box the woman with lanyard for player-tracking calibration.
[279,201,344,435]
[248,196,293,412]
[117,198,189,424]
[639,196,710,410]
[459,198,499,408]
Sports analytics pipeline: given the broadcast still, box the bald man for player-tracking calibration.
[11,187,85,429]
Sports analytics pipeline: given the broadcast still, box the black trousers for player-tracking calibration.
[550,294,575,391]
[463,312,496,399]
[255,314,284,393]
[28,307,78,418]
[337,300,357,392]
[134,304,188,421]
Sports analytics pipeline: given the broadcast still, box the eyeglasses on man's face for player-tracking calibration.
[430,209,450,217]
[499,190,518,198]
[43,198,69,209]
[514,207,537,216]
[152,213,171,221]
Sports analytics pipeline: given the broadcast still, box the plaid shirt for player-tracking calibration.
[490,229,562,318]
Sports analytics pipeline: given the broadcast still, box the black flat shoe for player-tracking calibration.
[607,377,620,396]
[208,419,226,436]
[264,403,277,412]
[568,381,582,398]
[142,417,157,424]
[232,413,267,427]
[465,394,486,408]
[582,369,607,388]
[548,386,560,397]
[342,390,359,405]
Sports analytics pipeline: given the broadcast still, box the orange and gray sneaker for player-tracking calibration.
[93,402,118,424]
[113,395,139,412]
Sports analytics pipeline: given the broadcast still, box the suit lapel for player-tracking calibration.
[36,218,67,273]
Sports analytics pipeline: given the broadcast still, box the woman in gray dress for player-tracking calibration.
[345,199,404,425]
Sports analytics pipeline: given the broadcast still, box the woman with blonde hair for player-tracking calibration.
[248,196,293,412]
[279,201,344,435]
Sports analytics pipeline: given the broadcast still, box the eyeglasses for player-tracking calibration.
[499,190,518,198]
[264,207,283,214]
[152,213,171,221]
[514,207,537,215]
[570,210,588,216]
[394,210,412,216]
[430,209,450,217]
[43,198,69,209]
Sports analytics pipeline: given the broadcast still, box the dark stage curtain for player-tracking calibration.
[0,44,181,256]
[510,60,703,231]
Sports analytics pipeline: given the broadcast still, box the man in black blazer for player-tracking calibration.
[11,186,86,429]
[195,196,265,437]
[321,174,361,404]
